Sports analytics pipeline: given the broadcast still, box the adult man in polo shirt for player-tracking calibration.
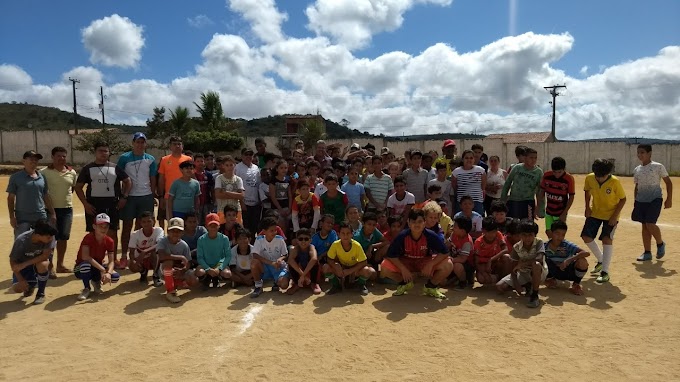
[41,146,77,275]
[75,141,131,267]
[158,136,192,229]
[7,150,56,239]
[235,147,261,237]
[118,132,158,268]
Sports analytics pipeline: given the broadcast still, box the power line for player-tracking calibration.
[544,84,566,139]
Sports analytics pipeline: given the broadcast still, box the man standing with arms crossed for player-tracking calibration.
[158,136,192,228]
[235,147,261,238]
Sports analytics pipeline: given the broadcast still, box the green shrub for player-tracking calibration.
[184,130,244,153]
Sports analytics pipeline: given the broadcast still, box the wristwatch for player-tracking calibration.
[122,195,129,199]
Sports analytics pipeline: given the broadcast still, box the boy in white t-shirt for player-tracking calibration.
[250,217,289,298]
[128,211,164,287]
[387,175,415,223]
[230,229,254,286]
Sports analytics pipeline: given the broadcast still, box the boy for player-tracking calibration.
[387,175,415,223]
[334,162,348,185]
[545,220,589,295]
[508,145,527,173]
[324,222,375,296]
[353,212,389,274]
[286,228,321,295]
[364,155,394,212]
[429,162,453,214]
[181,211,208,267]
[341,169,366,213]
[196,213,232,290]
[496,220,547,308]
[311,215,338,265]
[581,159,626,283]
[490,200,513,234]
[473,217,510,285]
[214,155,245,224]
[128,211,164,287]
[167,160,201,220]
[453,196,483,239]
[193,153,215,224]
[319,174,349,227]
[632,144,673,261]
[74,213,120,301]
[449,215,474,289]
[230,229,254,286]
[9,219,58,305]
[250,217,289,298]
[382,216,403,243]
[504,218,522,249]
[500,147,543,219]
[402,149,429,203]
[159,217,198,303]
[539,157,576,239]
[220,205,244,244]
[471,144,488,172]
[292,178,321,233]
[381,209,453,299]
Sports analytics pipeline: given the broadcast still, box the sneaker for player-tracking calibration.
[596,272,610,284]
[165,292,181,303]
[22,285,36,298]
[201,277,211,291]
[311,283,322,295]
[636,252,652,262]
[33,294,45,305]
[250,287,263,298]
[392,281,414,296]
[271,285,280,292]
[114,260,124,270]
[569,283,584,296]
[212,278,220,288]
[139,271,149,284]
[527,296,540,308]
[49,270,58,280]
[359,285,369,296]
[77,288,91,301]
[152,278,164,288]
[545,278,558,289]
[524,284,533,296]
[454,281,467,291]
[590,262,603,274]
[325,285,342,295]
[286,284,300,295]
[657,242,666,259]
[91,280,102,294]
[423,286,447,299]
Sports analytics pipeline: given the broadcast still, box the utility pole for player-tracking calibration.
[544,84,566,140]
[99,86,106,127]
[69,77,80,134]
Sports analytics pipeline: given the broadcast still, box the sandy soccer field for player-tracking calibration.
[0,174,679,381]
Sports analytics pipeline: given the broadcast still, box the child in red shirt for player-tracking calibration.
[74,213,120,301]
[450,215,474,289]
[474,217,510,285]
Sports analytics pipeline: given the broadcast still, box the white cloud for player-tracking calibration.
[229,0,288,43]
[81,14,145,68]
[579,65,589,76]
[187,15,215,28]
[306,0,453,49]
[0,64,32,90]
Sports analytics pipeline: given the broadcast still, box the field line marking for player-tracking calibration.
[214,305,264,362]
[567,214,679,230]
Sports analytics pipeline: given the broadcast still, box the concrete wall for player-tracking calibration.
[2,130,679,175]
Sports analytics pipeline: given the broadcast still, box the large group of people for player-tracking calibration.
[7,134,673,308]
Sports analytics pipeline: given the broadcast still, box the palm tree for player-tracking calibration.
[169,106,190,137]
[194,91,225,130]
[300,119,326,152]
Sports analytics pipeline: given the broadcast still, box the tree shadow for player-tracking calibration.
[632,261,678,279]
[370,285,464,322]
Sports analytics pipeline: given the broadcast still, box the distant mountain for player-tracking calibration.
[0,102,139,132]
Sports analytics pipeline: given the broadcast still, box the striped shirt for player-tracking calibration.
[364,173,394,205]
[545,240,581,264]
[452,166,485,202]
[540,171,575,216]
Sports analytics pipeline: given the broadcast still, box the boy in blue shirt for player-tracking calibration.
[311,214,338,264]
[341,169,366,213]
[544,220,589,296]
[286,228,321,295]
[167,160,201,220]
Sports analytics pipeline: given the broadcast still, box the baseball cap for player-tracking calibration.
[241,147,255,155]
[95,213,111,225]
[363,143,376,151]
[380,147,391,155]
[23,150,43,160]
[205,213,221,226]
[167,217,185,231]
[443,139,456,148]
[350,143,360,151]
[132,132,147,141]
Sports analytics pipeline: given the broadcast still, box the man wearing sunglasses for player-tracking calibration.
[235,147,261,239]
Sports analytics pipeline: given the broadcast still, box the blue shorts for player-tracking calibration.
[12,265,38,285]
[172,211,188,219]
[507,200,535,219]
[631,198,663,224]
[120,194,155,221]
[262,264,287,281]
[581,217,617,241]
[53,208,73,241]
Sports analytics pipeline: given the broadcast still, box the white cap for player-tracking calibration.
[95,213,111,225]
[167,217,185,231]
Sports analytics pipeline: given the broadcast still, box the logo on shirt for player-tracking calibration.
[606,188,612,194]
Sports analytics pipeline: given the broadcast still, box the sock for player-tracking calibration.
[574,267,588,283]
[531,290,539,299]
[425,280,437,289]
[36,271,49,296]
[163,268,175,293]
[357,276,368,286]
[602,244,613,273]
[78,262,93,289]
[325,273,340,288]
[255,279,263,288]
[585,241,603,263]
[657,242,665,248]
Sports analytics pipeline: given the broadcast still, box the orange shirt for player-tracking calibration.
[474,231,506,264]
[159,154,192,198]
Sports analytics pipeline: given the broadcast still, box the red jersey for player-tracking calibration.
[474,232,506,264]
[76,232,114,264]
[291,193,321,228]
[540,171,575,216]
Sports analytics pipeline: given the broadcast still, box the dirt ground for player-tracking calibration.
[0,174,678,381]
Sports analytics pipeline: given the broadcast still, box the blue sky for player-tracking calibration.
[0,0,679,139]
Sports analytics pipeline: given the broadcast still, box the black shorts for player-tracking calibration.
[85,198,119,231]
[546,259,585,282]
[507,200,535,219]
[631,198,663,224]
[580,217,616,241]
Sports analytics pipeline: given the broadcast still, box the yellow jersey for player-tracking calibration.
[327,239,367,267]
[584,174,626,220]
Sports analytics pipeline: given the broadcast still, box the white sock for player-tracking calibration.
[586,241,603,263]
[602,244,613,273]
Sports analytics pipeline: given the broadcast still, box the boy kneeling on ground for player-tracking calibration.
[544,220,589,296]
[74,213,120,301]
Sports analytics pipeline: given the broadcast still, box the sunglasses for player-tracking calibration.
[297,237,311,241]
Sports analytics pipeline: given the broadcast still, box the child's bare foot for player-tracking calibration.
[286,284,300,295]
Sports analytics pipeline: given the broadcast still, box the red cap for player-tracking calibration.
[205,213,221,226]
[443,139,456,148]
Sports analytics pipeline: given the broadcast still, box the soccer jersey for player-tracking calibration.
[40,166,77,208]
[117,152,158,196]
[501,165,543,202]
[197,232,231,270]
[76,232,114,264]
[583,174,626,220]
[235,162,261,206]
[319,191,348,224]
[311,230,339,257]
[387,192,415,216]
[327,240,367,267]
[451,233,473,258]
[452,165,486,202]
[169,178,201,213]
[128,227,164,254]
[253,235,288,262]
[157,237,191,262]
[9,230,56,263]
[474,232,506,264]
[220,223,243,245]
[540,171,576,216]
[634,161,669,202]
[194,170,214,206]
[159,154,192,198]
[364,173,394,205]
[387,228,447,259]
[215,174,244,212]
[291,193,321,229]
[230,244,253,271]
[353,228,384,253]
[545,240,581,264]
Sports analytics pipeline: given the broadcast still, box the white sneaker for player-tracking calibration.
[77,288,90,301]
[165,292,181,303]
[91,280,102,294]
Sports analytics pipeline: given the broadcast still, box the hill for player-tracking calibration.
[0,102,139,132]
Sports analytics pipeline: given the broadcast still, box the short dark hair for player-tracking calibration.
[179,160,195,169]
[517,219,539,235]
[393,175,406,186]
[461,149,474,159]
[297,177,310,189]
[592,158,614,177]
[235,228,251,239]
[551,220,568,232]
[453,215,472,233]
[524,147,538,155]
[307,160,321,169]
[169,136,182,143]
[193,153,204,160]
[435,162,447,171]
[33,219,58,236]
[515,145,528,157]
[371,155,382,164]
[490,200,508,214]
[352,157,364,165]
[259,217,278,231]
[422,153,433,162]
[319,214,335,224]
[427,184,442,194]
[324,174,339,183]
[337,221,352,232]
[408,208,425,221]
[459,195,474,204]
[506,218,521,235]
[362,212,378,223]
[255,137,266,145]
[264,152,278,162]
[51,146,67,156]
[637,144,652,153]
[481,216,498,232]
[139,211,154,220]
[263,209,280,220]
[223,205,238,215]
[184,210,198,220]
[93,141,109,151]
[471,144,484,151]
[551,157,566,171]
[387,216,402,227]
[205,150,216,159]
[297,228,312,238]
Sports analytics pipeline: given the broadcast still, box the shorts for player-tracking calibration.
[545,214,560,231]
[507,200,535,220]
[74,262,121,283]
[120,194,155,221]
[262,263,287,281]
[381,256,434,273]
[11,264,39,284]
[581,217,617,241]
[546,259,585,282]
[85,198,119,231]
[53,208,73,241]
[134,253,157,270]
[631,198,663,224]
[172,211,188,219]
[14,221,34,239]
[500,264,548,287]
[157,202,166,221]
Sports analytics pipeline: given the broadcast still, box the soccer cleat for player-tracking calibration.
[23,285,36,298]
[325,285,342,295]
[596,272,610,284]
[590,262,603,274]
[91,280,102,294]
[359,285,369,296]
[165,292,181,303]
[77,288,91,301]
[527,297,540,308]
[636,252,652,262]
[250,287,263,298]
[392,281,414,296]
[657,242,666,259]
[33,294,45,305]
[423,286,447,299]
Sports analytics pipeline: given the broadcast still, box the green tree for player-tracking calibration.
[299,119,326,152]
[194,91,226,131]
[169,106,190,137]
[74,128,129,156]
[184,130,244,153]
